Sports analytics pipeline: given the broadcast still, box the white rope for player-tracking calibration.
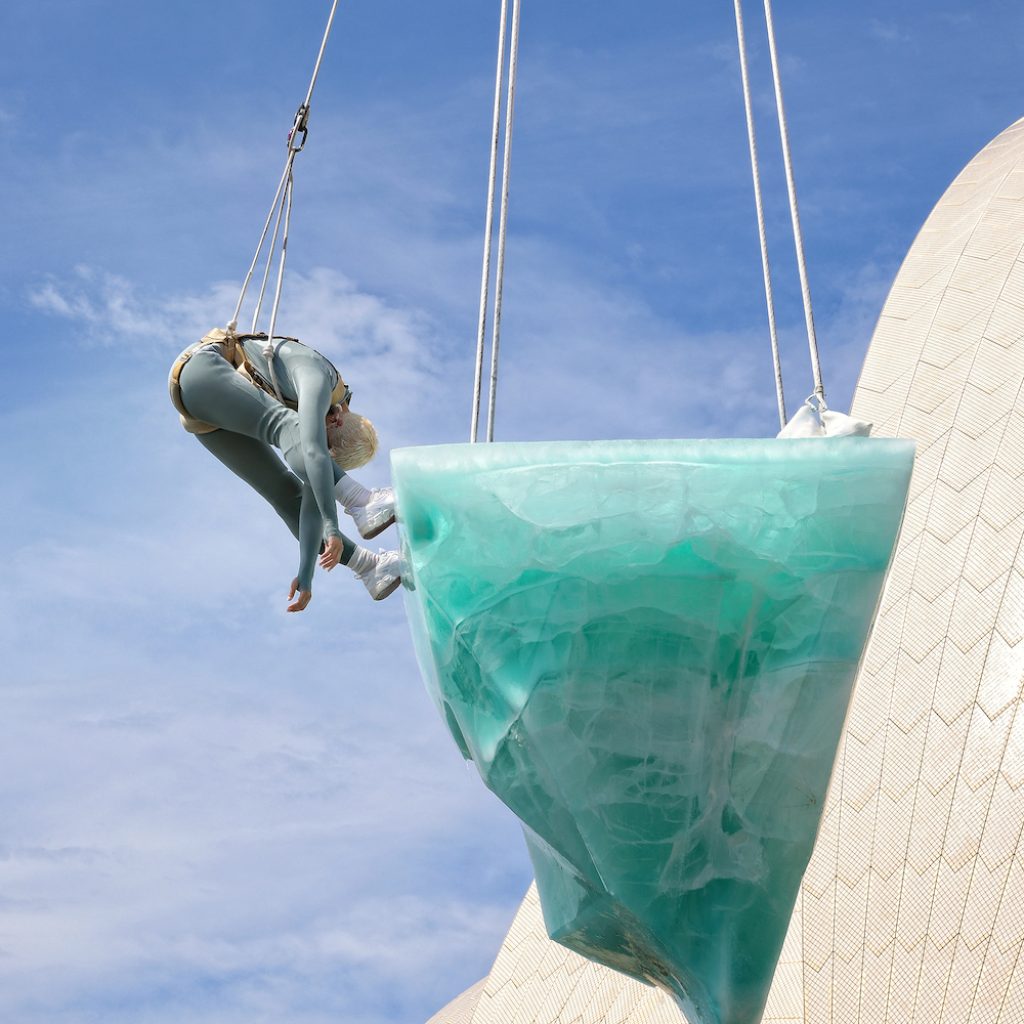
[733,0,786,429]
[229,157,294,332]
[485,0,522,443]
[471,0,510,444]
[762,0,825,402]
[227,0,340,342]
[251,162,292,333]
[262,170,296,403]
[300,0,340,116]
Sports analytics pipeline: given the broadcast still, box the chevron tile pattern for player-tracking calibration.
[779,114,1024,1024]
[462,886,683,1024]
[428,980,488,1024]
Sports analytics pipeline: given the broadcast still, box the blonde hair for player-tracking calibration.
[327,412,379,470]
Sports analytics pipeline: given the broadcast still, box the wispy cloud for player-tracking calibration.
[868,19,911,44]
[938,12,974,28]
[29,266,236,348]
[6,254,531,1023]
[0,603,526,1022]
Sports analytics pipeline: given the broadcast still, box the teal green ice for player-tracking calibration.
[392,439,914,1024]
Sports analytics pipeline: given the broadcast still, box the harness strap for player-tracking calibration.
[235,332,349,409]
[167,327,247,434]
[169,327,349,435]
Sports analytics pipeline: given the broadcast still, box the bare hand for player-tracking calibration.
[287,577,312,613]
[320,535,343,571]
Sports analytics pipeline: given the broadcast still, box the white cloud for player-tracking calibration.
[938,12,974,28]
[868,18,911,45]
[29,266,237,349]
[0,613,527,1021]
[5,260,534,1023]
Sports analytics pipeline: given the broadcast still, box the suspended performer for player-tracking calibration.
[168,327,401,609]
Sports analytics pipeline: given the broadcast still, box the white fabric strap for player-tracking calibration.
[777,395,871,439]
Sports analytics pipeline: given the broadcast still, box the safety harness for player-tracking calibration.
[168,326,349,434]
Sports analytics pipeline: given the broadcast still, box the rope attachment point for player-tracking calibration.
[289,103,310,152]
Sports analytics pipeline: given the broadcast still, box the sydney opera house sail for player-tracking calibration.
[785,114,1024,1024]
[425,116,1024,1024]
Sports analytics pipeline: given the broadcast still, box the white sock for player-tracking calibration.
[335,474,371,510]
[346,545,377,577]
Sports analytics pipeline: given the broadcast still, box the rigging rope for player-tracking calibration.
[486,0,522,443]
[471,0,511,443]
[733,0,787,429]
[470,0,522,442]
[762,0,825,404]
[467,1,822,433]
[227,0,341,403]
[262,172,296,402]
[230,161,292,334]
[250,168,290,334]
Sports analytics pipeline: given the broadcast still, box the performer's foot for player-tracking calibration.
[354,549,402,601]
[348,487,396,540]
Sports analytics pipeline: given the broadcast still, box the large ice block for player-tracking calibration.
[392,439,913,1024]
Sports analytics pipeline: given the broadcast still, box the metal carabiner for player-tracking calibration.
[288,103,310,152]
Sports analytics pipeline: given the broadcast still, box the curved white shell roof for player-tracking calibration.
[787,113,1024,1024]
[428,115,1024,1024]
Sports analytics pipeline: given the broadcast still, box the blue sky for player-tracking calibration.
[1,2,1023,1022]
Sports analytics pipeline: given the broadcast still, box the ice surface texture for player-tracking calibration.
[392,439,914,1024]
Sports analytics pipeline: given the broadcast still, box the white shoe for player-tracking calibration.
[356,549,402,601]
[347,487,396,540]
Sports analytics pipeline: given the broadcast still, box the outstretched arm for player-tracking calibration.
[291,362,342,542]
[289,483,323,611]
[287,480,348,611]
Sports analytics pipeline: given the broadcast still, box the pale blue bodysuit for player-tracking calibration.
[178,340,352,591]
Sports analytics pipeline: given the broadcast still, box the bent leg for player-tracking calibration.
[196,430,303,540]
[180,346,290,447]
